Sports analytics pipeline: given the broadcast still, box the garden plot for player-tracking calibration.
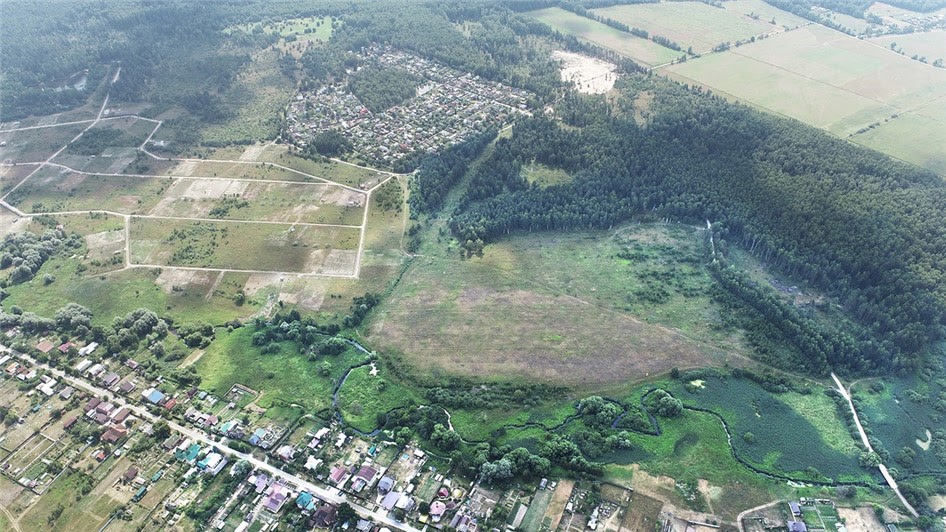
[0,122,87,163]
[5,168,172,214]
[129,217,360,273]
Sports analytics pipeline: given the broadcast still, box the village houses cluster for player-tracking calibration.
[285,45,532,166]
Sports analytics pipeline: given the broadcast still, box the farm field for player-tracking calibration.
[592,1,776,52]
[367,224,749,388]
[664,23,946,169]
[526,7,681,67]
[871,29,946,65]
[128,217,360,273]
[721,0,810,29]
[851,101,946,175]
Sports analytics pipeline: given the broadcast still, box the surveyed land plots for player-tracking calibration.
[0,107,397,279]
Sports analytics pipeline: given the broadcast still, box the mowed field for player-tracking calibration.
[664,23,946,172]
[128,217,360,274]
[871,29,946,64]
[592,1,776,52]
[368,225,748,389]
[526,7,681,67]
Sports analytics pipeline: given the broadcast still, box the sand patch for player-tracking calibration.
[916,428,932,450]
[837,507,886,532]
[85,230,125,260]
[553,50,618,94]
[155,268,214,294]
[321,187,364,207]
[243,273,286,295]
[182,179,246,199]
[169,160,198,177]
[240,144,267,161]
[689,379,706,389]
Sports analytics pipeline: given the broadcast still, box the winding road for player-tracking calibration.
[831,373,918,517]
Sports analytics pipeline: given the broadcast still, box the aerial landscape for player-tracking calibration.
[1,0,946,531]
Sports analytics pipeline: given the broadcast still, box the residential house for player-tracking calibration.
[101,372,120,388]
[296,491,317,512]
[313,504,338,528]
[102,425,127,443]
[197,452,227,476]
[329,465,347,485]
[276,444,295,461]
[380,491,402,511]
[263,482,292,513]
[78,342,98,356]
[788,522,808,532]
[118,381,135,395]
[59,386,74,400]
[377,476,394,494]
[351,465,378,492]
[35,339,55,353]
[142,388,165,404]
[123,467,139,483]
[430,501,447,521]
[305,456,322,471]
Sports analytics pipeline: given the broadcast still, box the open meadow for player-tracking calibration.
[0,123,88,163]
[526,7,681,67]
[871,29,946,66]
[128,217,360,273]
[592,1,776,52]
[367,224,750,389]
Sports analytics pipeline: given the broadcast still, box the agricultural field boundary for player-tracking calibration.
[0,85,409,279]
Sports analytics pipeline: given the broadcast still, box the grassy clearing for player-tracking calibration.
[0,123,87,163]
[3,259,257,326]
[163,159,312,182]
[521,162,573,187]
[0,164,38,196]
[520,488,553,532]
[666,376,865,481]
[664,23,946,147]
[6,168,172,214]
[129,217,359,273]
[526,7,681,67]
[592,2,775,51]
[338,364,422,432]
[195,326,368,410]
[368,224,747,389]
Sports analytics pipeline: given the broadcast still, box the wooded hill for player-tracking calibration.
[446,77,946,375]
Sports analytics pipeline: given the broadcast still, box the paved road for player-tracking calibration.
[831,373,918,517]
[0,344,419,532]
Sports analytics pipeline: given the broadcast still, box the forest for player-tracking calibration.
[445,77,946,376]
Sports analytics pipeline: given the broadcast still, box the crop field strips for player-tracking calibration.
[665,24,946,138]
[128,216,360,274]
[525,7,680,67]
[591,1,776,52]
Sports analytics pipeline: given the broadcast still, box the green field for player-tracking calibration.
[851,97,946,175]
[337,364,422,433]
[592,1,775,51]
[128,217,359,273]
[721,0,810,29]
[665,23,946,165]
[666,376,865,481]
[2,259,258,326]
[257,144,389,188]
[368,224,748,388]
[521,162,573,187]
[195,326,368,410]
[872,29,946,66]
[526,7,681,67]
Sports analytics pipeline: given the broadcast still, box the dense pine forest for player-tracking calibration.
[446,78,946,375]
